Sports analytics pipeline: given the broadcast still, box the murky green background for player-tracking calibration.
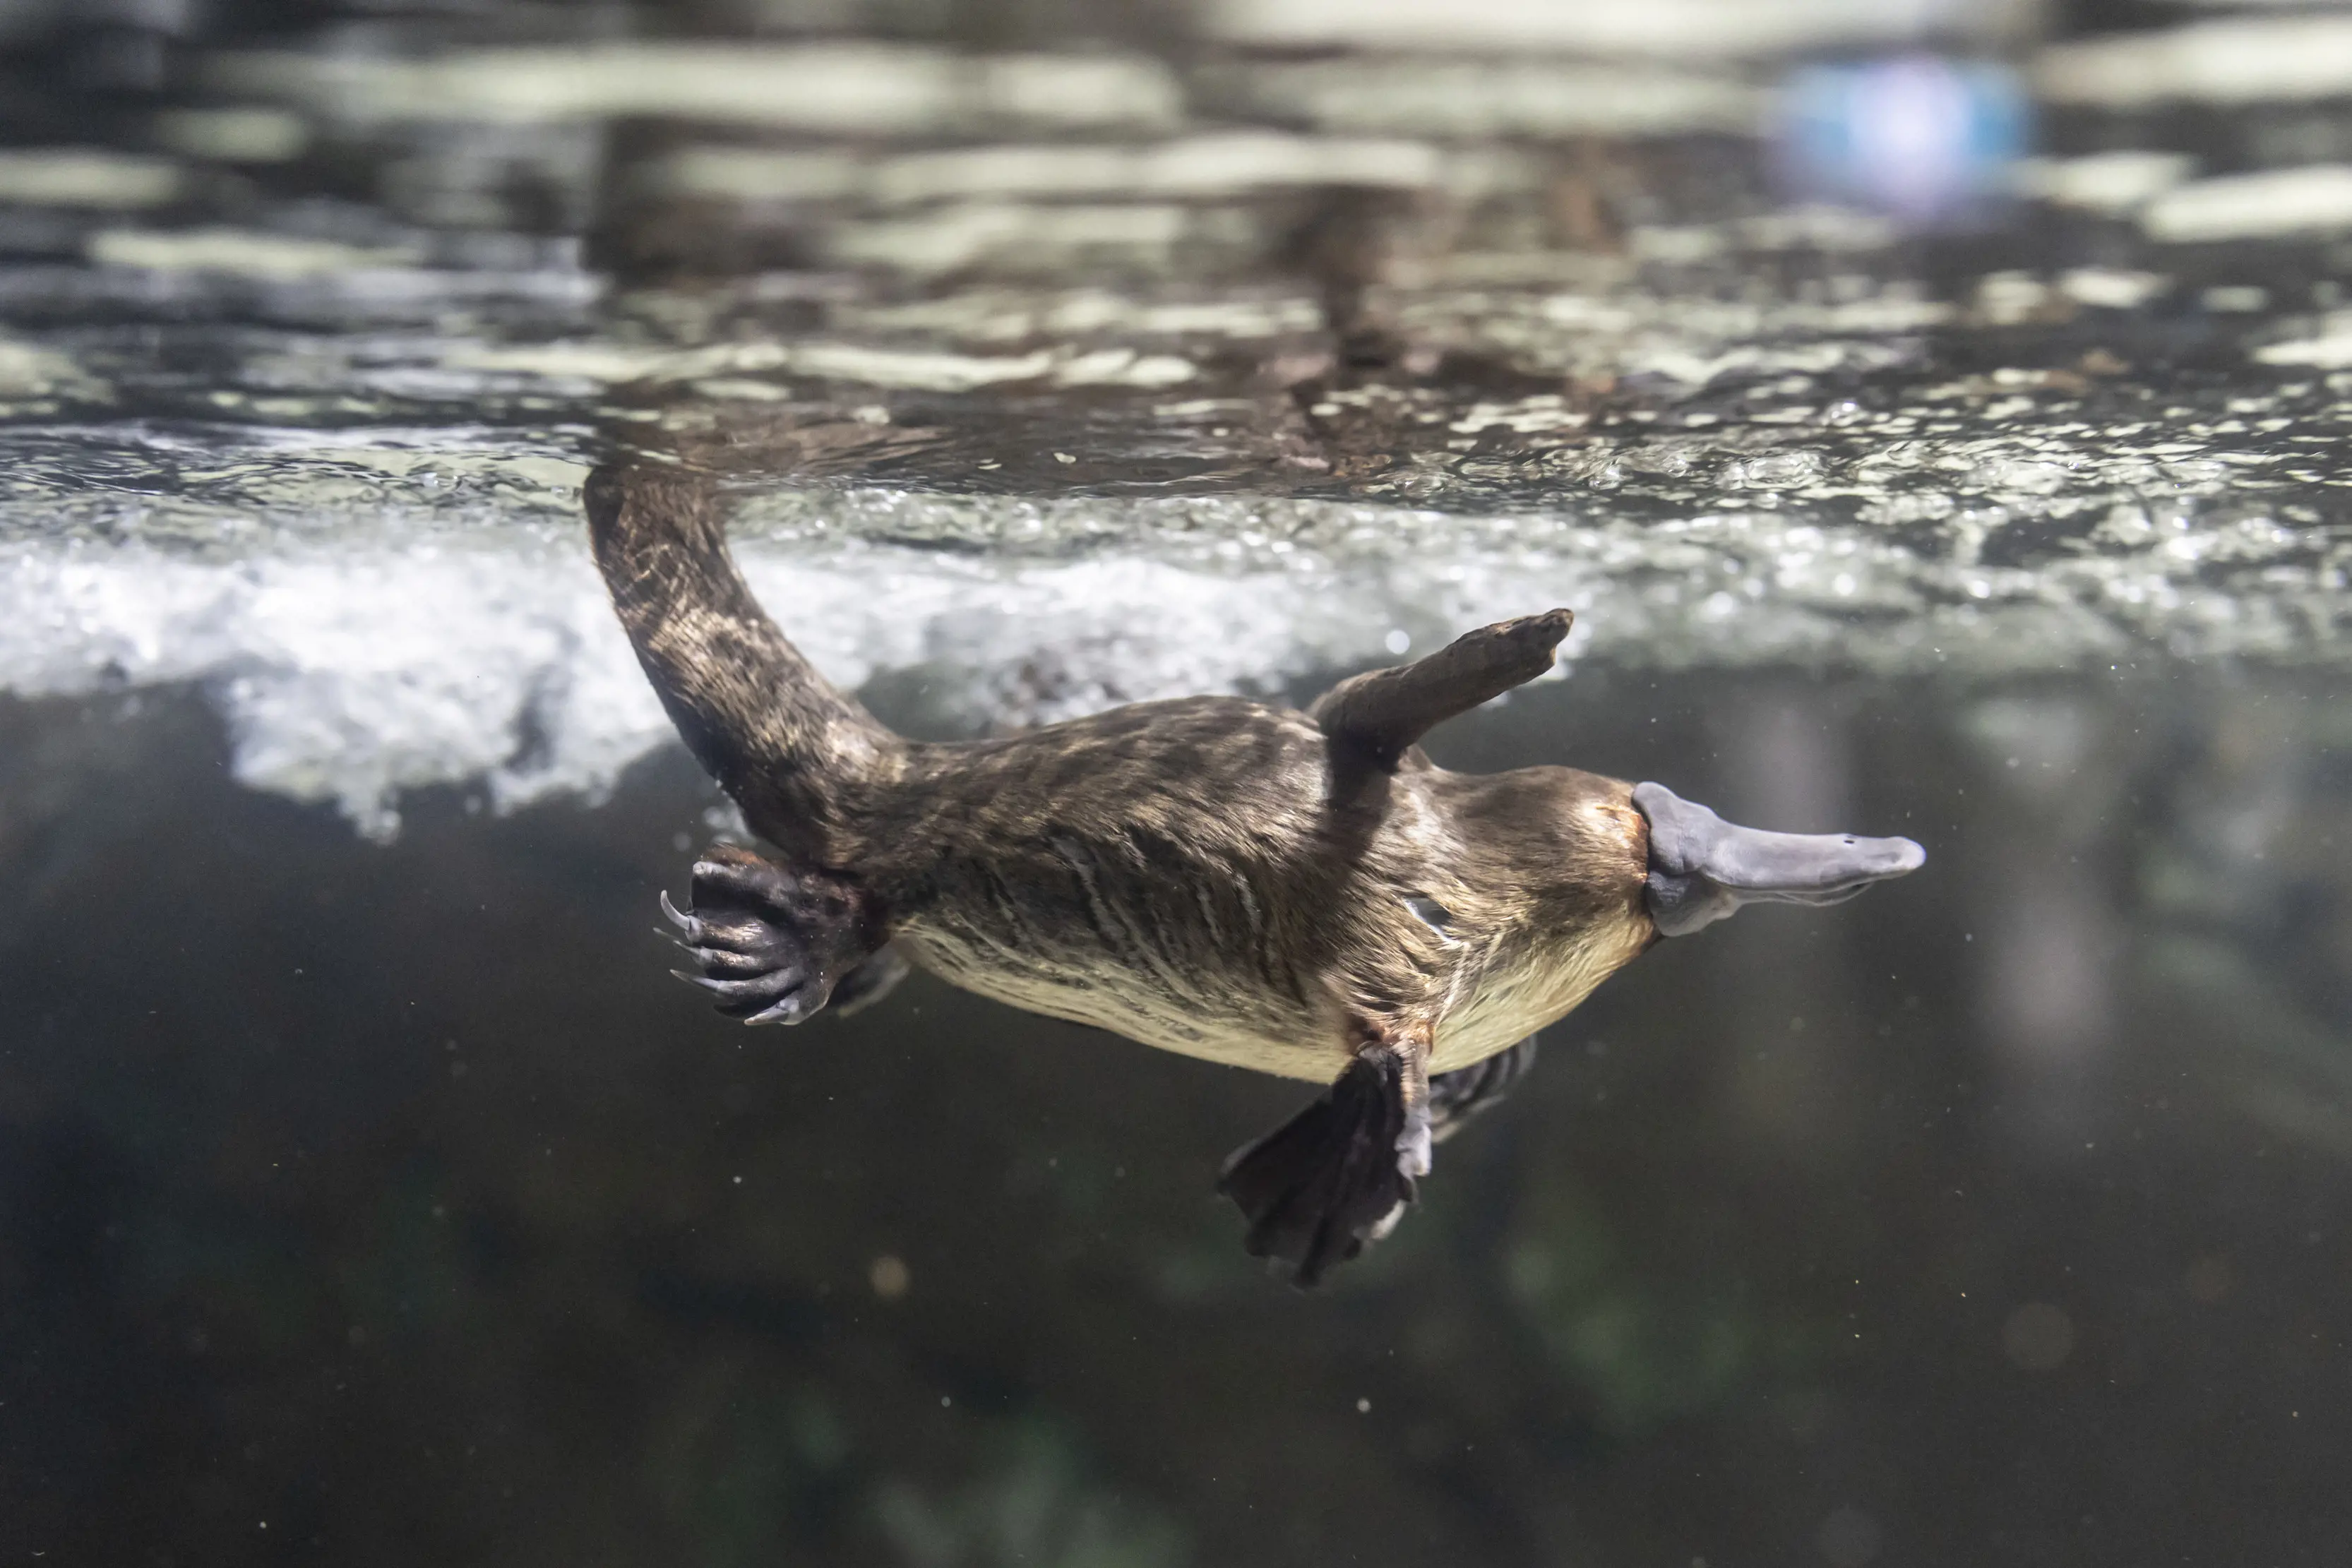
[2,1,2349,1564]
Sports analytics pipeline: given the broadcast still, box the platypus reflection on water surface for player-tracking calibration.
[585,460,1924,1285]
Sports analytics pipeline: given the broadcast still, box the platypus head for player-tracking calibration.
[1632,781,1926,938]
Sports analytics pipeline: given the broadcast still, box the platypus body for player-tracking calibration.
[587,460,1923,1283]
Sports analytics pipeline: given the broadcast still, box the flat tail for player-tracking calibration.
[584,459,902,860]
[1217,1052,1415,1288]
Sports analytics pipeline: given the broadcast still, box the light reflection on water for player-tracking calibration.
[1,3,2350,1565]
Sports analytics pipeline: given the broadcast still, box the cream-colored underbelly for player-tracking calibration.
[897,911,1650,1084]
[896,927,1344,1079]
[1428,918,1645,1073]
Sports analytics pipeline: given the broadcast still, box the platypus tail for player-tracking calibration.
[584,458,904,861]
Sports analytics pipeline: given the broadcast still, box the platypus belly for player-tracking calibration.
[889,789,1653,1084]
[897,922,1342,1078]
[1426,909,1653,1073]
[900,880,1648,1081]
[892,827,1355,1081]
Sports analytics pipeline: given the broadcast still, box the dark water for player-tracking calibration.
[9,669,2349,1567]
[4,2,2352,1565]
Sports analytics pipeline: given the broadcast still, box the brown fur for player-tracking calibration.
[586,459,1654,1082]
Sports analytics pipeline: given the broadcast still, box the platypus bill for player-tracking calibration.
[587,459,1925,1286]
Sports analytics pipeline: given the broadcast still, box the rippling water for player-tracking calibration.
[2,3,2351,1565]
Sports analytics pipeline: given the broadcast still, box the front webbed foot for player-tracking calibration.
[1218,1042,1429,1288]
[661,842,880,1025]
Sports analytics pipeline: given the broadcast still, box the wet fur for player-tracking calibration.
[589,457,1654,1276]
[591,461,1650,1082]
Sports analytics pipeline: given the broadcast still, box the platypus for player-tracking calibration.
[585,458,1923,1283]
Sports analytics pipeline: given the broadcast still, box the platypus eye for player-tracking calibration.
[1405,895,1454,937]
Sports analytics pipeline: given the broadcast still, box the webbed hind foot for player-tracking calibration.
[1428,1034,1539,1144]
[662,842,886,1025]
